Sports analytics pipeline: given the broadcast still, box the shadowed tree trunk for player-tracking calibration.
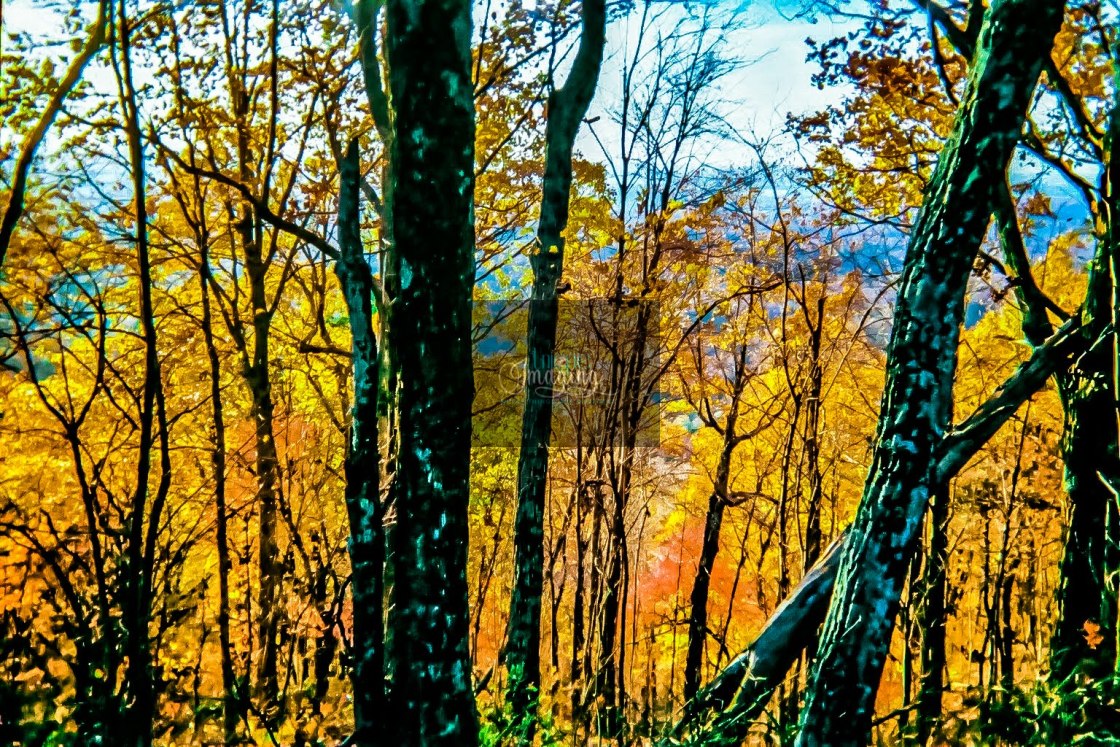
[505,1,606,740]
[350,4,401,668]
[114,2,174,742]
[334,139,385,745]
[803,294,826,571]
[0,1,107,267]
[684,344,751,703]
[211,0,288,708]
[192,195,246,744]
[1051,81,1120,680]
[1050,264,1118,678]
[383,0,479,742]
[915,483,949,745]
[668,313,1085,747]
[794,0,1064,742]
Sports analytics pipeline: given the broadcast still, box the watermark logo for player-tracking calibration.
[473,300,663,447]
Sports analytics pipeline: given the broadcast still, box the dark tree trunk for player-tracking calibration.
[383,0,479,741]
[505,1,606,739]
[350,2,401,675]
[334,139,386,745]
[597,483,628,739]
[1051,255,1120,681]
[245,227,285,714]
[668,316,1086,745]
[683,445,734,704]
[115,5,173,743]
[803,296,826,570]
[915,483,949,745]
[214,0,287,705]
[199,224,245,743]
[1051,86,1120,679]
[684,343,752,703]
[794,1,1064,743]
[571,476,591,734]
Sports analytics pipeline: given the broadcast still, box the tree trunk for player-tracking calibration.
[214,0,287,706]
[803,296,826,570]
[199,219,245,743]
[683,444,734,703]
[915,483,948,745]
[383,0,479,741]
[1051,84,1120,679]
[667,313,1084,745]
[505,1,606,739]
[794,1,1064,742]
[115,4,173,743]
[684,343,752,704]
[334,139,386,745]
[245,228,285,715]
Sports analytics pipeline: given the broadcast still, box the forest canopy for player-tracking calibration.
[1,0,1117,745]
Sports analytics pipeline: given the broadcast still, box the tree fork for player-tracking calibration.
[669,315,1086,746]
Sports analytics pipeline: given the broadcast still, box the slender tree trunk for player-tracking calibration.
[803,299,825,570]
[684,346,750,705]
[684,446,734,703]
[794,1,1064,742]
[334,139,385,745]
[350,1,401,676]
[214,0,287,706]
[0,1,108,266]
[114,2,173,743]
[598,482,627,739]
[505,2,606,739]
[383,0,479,741]
[571,477,590,734]
[245,232,285,714]
[199,231,245,743]
[915,483,949,745]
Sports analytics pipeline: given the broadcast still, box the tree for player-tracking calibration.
[0,0,107,268]
[669,313,1086,745]
[505,0,606,739]
[382,0,479,742]
[334,138,385,745]
[795,0,1066,743]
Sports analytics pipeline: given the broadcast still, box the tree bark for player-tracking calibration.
[915,483,949,745]
[335,139,386,745]
[197,204,246,744]
[795,1,1064,742]
[668,314,1085,746]
[383,0,479,741]
[684,344,751,703]
[1051,73,1120,680]
[684,442,735,704]
[505,1,606,739]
